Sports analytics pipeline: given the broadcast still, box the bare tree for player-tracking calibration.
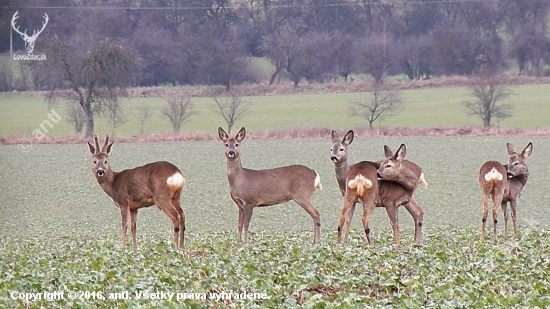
[44,35,135,138]
[462,77,514,128]
[103,98,127,137]
[212,95,251,134]
[136,105,153,136]
[350,86,404,129]
[65,101,85,135]
[161,96,197,134]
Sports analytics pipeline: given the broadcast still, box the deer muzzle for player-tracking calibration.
[330,156,339,162]
[227,150,235,158]
[97,169,105,177]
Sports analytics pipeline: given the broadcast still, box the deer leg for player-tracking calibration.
[480,192,489,241]
[337,193,357,244]
[130,209,138,250]
[294,197,321,244]
[171,193,185,248]
[501,200,509,238]
[510,199,518,238]
[242,206,254,244]
[156,197,184,247]
[385,205,400,245]
[491,191,504,243]
[120,207,130,249]
[232,198,244,243]
[343,202,357,242]
[361,199,376,245]
[404,198,424,244]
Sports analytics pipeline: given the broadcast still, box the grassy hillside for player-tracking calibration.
[0,83,549,138]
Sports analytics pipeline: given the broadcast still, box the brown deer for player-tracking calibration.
[87,134,186,249]
[331,130,426,245]
[218,127,323,244]
[479,142,533,242]
[376,144,426,245]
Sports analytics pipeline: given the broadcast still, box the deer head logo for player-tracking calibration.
[11,11,49,54]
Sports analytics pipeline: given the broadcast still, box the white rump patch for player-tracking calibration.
[314,171,322,191]
[167,173,185,188]
[484,168,503,182]
[347,175,373,196]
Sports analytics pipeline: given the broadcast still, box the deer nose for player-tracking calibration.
[507,172,513,179]
[227,150,235,158]
[97,169,105,177]
[330,156,338,162]
[377,172,382,180]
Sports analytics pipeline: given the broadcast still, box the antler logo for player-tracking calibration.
[11,11,49,54]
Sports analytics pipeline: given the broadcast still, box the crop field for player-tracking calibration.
[1,83,549,138]
[1,135,550,307]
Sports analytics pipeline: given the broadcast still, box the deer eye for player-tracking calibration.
[104,160,108,164]
[235,143,239,147]
[340,148,344,152]
[93,160,97,164]
[385,164,391,168]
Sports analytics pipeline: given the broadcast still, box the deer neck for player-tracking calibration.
[226,157,244,183]
[394,166,418,192]
[334,160,348,194]
[96,170,117,199]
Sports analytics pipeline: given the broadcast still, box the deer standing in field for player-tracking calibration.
[331,130,426,245]
[376,144,427,245]
[479,142,533,242]
[88,134,186,249]
[218,127,323,244]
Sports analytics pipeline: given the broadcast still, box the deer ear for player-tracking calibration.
[218,127,228,142]
[87,141,96,154]
[383,145,393,158]
[521,142,533,159]
[395,144,406,161]
[343,130,354,146]
[236,127,246,142]
[331,130,339,144]
[106,141,114,154]
[506,143,517,155]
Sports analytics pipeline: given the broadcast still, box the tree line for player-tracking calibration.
[1,0,549,92]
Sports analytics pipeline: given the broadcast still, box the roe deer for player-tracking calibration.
[331,130,426,245]
[376,144,426,245]
[88,134,186,249]
[218,127,323,244]
[479,142,533,242]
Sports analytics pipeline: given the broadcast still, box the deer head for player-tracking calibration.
[11,11,49,54]
[377,144,407,182]
[330,130,354,164]
[87,134,114,179]
[218,127,246,161]
[506,142,532,179]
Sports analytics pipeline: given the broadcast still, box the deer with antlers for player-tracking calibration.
[87,134,186,249]
[218,127,323,244]
[11,11,49,54]
[479,142,533,242]
[330,130,426,245]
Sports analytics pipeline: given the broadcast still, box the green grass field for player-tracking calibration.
[1,136,550,307]
[1,83,549,138]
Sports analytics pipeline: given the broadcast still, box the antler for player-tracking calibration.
[93,134,101,154]
[101,135,110,153]
[11,11,27,38]
[30,13,49,39]
[11,11,48,40]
